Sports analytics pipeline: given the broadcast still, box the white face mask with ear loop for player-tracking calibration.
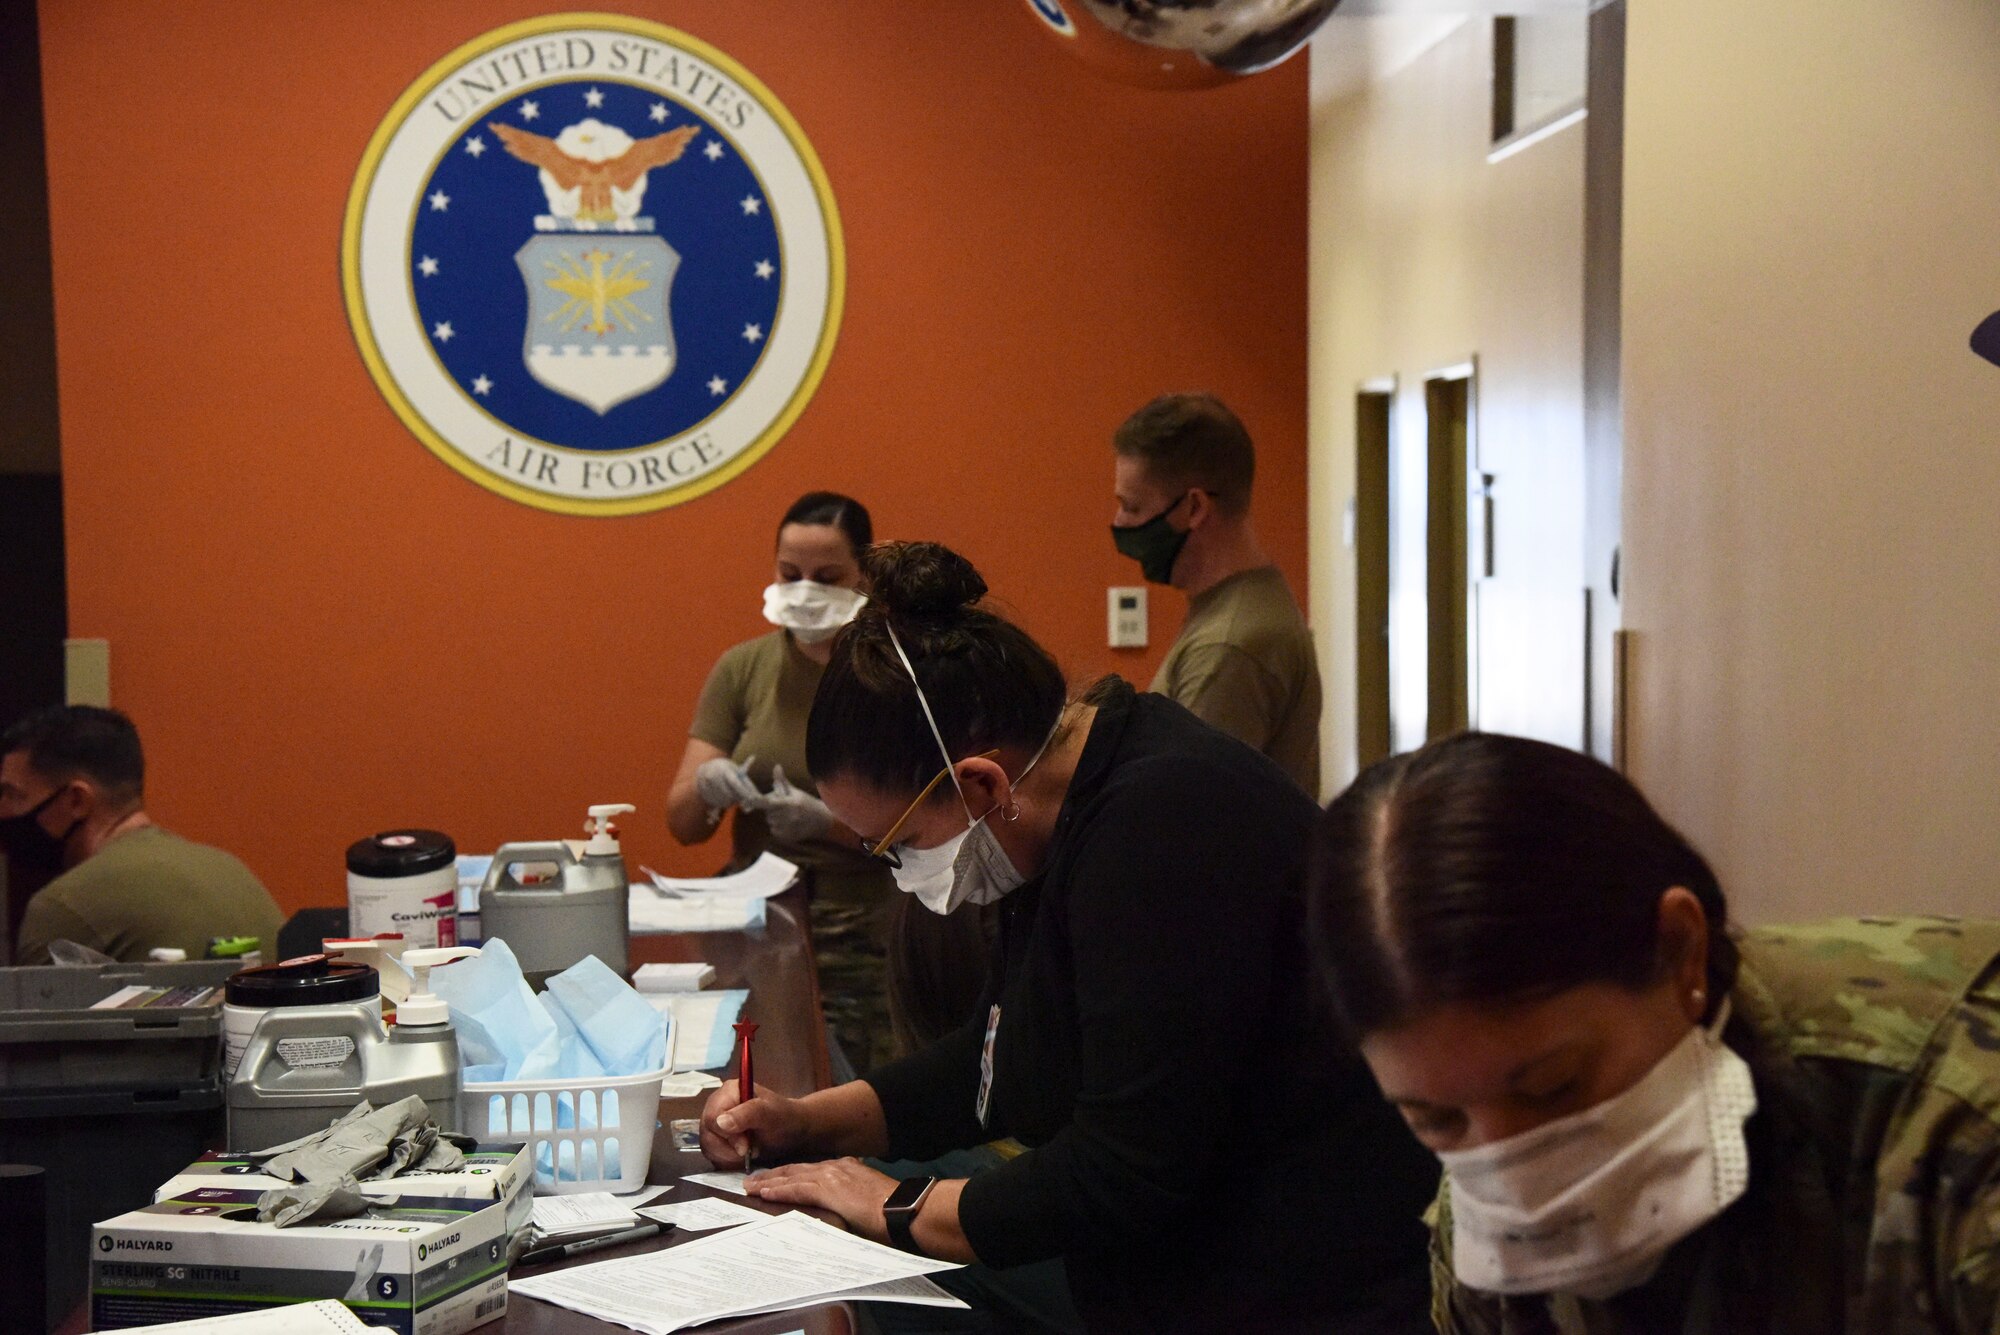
[763,581,867,645]
[882,624,1057,915]
[1435,999,1758,1301]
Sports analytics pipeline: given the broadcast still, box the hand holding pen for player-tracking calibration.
[734,1020,760,1172]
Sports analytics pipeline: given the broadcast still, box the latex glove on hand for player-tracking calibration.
[757,765,835,843]
[695,756,762,817]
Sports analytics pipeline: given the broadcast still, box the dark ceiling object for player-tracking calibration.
[1973,310,2000,369]
[1024,0,1345,91]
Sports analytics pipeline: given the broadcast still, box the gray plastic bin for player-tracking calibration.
[0,960,238,1090]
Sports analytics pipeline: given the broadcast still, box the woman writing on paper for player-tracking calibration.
[664,491,907,1075]
[1308,732,2000,1333]
[698,541,1437,1333]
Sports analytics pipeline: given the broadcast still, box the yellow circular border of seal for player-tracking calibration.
[341,13,846,517]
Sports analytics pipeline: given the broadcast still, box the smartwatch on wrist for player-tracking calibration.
[882,1176,938,1255]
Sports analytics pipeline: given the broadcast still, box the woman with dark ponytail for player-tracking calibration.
[697,541,1437,1333]
[1310,732,2000,1333]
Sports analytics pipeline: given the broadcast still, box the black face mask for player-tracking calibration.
[1111,491,1192,586]
[0,788,79,876]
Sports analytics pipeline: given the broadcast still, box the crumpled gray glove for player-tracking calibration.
[256,1176,383,1226]
[695,755,761,814]
[756,764,834,843]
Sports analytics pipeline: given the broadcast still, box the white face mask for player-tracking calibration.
[763,581,866,644]
[1436,1001,1756,1301]
[882,625,1056,915]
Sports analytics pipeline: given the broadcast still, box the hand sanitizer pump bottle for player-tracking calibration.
[479,804,635,983]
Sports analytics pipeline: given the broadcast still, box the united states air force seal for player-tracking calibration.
[343,16,843,515]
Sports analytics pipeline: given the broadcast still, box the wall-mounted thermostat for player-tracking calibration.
[1108,587,1148,649]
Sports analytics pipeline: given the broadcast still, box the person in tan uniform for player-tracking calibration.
[1110,392,1322,794]
[0,705,282,965]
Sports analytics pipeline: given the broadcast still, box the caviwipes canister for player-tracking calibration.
[479,804,633,983]
[347,828,458,948]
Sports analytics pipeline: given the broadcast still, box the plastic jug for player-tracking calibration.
[224,945,478,1151]
[479,804,633,983]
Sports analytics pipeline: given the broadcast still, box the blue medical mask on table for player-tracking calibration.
[882,625,1057,915]
[762,581,866,645]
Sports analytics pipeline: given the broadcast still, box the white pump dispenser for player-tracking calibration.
[396,946,480,1027]
[583,803,636,856]
[324,938,477,1026]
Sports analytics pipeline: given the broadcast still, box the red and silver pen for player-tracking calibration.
[734,1019,760,1174]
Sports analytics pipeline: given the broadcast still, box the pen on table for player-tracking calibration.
[515,1220,670,1269]
[734,1019,760,1174]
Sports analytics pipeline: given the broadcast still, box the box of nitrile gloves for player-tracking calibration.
[90,1189,510,1334]
[153,1142,534,1241]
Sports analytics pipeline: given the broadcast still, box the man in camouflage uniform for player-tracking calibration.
[1430,916,2000,1334]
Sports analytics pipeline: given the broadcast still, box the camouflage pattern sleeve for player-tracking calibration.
[1427,1184,1515,1335]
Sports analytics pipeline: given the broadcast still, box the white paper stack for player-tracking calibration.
[510,1210,967,1333]
[633,962,717,992]
[530,1186,670,1240]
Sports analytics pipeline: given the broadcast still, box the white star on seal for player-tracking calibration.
[428,190,450,211]
[649,102,669,123]
[519,100,540,121]
[703,140,724,161]
[708,376,728,396]
[464,136,485,158]
[754,259,774,280]
[742,323,763,344]
[740,195,762,216]
[418,256,439,277]
[433,322,455,343]
[471,374,492,395]
[584,87,605,108]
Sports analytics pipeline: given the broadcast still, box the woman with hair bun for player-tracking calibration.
[698,541,1437,1333]
[1310,731,2000,1333]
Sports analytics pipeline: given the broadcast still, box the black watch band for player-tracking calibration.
[883,1176,937,1255]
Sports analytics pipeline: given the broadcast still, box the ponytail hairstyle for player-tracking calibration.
[806,542,1066,796]
[1309,732,1737,1040]
[778,491,873,558]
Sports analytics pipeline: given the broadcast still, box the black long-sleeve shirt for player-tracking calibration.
[866,680,1437,1332]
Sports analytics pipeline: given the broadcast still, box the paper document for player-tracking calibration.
[628,885,768,934]
[638,1196,773,1231]
[679,1170,749,1196]
[644,988,749,1070]
[634,961,716,992]
[643,852,799,899]
[509,1210,963,1335]
[532,1185,670,1238]
[105,1298,378,1332]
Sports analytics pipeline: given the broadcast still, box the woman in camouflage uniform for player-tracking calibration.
[1309,731,2000,1334]
[666,491,903,1075]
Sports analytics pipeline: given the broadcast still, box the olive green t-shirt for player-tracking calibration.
[1150,565,1322,795]
[690,630,894,907]
[14,826,285,965]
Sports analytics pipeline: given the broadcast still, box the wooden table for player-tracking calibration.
[66,888,853,1335]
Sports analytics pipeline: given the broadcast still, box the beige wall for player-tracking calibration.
[1308,19,1588,791]
[1621,0,2000,923]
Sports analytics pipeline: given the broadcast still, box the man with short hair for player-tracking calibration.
[0,705,282,965]
[1111,392,1322,794]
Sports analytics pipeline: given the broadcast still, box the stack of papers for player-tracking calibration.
[510,1210,967,1332]
[634,962,717,992]
[530,1186,670,1240]
[643,852,799,900]
[637,1196,772,1232]
[628,887,767,934]
[103,1299,376,1332]
[642,988,749,1071]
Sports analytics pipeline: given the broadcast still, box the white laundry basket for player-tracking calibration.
[465,1063,670,1195]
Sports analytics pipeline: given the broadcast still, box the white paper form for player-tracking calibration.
[532,1185,670,1237]
[679,1170,749,1195]
[643,851,799,899]
[638,1196,773,1231]
[108,1299,377,1333]
[509,1210,963,1335]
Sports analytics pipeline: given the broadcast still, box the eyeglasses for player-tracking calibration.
[858,750,999,867]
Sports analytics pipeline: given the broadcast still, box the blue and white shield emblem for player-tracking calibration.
[515,233,680,415]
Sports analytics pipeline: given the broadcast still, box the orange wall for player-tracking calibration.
[36,3,1309,911]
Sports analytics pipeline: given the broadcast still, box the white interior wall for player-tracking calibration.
[1308,18,1588,791]
[1621,0,2000,922]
